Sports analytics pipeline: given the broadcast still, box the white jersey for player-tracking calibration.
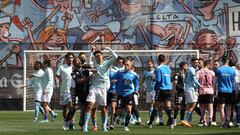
[90,48,118,89]
[42,67,54,93]
[56,64,73,93]
[27,69,44,101]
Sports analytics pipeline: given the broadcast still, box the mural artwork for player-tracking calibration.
[1,0,240,98]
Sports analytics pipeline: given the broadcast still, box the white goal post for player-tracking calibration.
[23,49,199,111]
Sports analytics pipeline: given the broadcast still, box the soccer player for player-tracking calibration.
[196,60,215,126]
[173,62,188,125]
[55,53,75,127]
[41,59,57,123]
[142,60,157,123]
[107,58,124,130]
[215,56,236,128]
[25,61,45,122]
[181,58,202,127]
[148,54,174,129]
[83,47,118,132]
[114,57,139,131]
[212,60,220,126]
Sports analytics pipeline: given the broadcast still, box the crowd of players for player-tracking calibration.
[26,47,240,132]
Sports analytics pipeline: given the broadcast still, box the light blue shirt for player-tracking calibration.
[143,69,155,92]
[90,48,118,89]
[184,66,201,90]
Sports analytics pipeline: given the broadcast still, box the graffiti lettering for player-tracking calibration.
[153,14,179,21]
[232,11,240,31]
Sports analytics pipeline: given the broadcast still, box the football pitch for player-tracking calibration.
[0,111,240,135]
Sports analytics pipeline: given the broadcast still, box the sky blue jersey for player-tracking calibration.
[114,69,139,97]
[215,66,236,93]
[143,69,155,92]
[154,65,172,91]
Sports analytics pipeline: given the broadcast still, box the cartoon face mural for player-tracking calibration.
[0,0,240,68]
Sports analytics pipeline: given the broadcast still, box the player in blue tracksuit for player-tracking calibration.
[148,54,174,129]
[114,57,139,132]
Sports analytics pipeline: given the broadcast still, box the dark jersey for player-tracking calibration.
[72,69,90,103]
[174,71,184,93]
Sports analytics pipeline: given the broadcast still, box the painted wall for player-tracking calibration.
[1,0,240,98]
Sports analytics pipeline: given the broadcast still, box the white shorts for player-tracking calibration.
[184,89,198,104]
[146,91,156,103]
[34,91,42,102]
[42,92,53,103]
[60,92,72,105]
[86,86,107,106]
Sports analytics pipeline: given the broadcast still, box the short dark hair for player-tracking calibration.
[179,62,187,68]
[79,52,87,57]
[229,59,236,67]
[65,52,75,59]
[35,61,43,69]
[158,54,165,63]
[147,59,154,64]
[191,57,198,62]
[82,64,91,69]
[198,57,204,62]
[204,60,211,67]
[43,59,51,67]
[213,60,219,63]
[93,50,103,56]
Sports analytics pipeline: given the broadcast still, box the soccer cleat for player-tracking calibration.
[211,121,217,126]
[146,120,150,124]
[124,127,130,132]
[181,120,192,128]
[83,126,88,132]
[110,124,114,130]
[52,113,58,122]
[62,121,69,131]
[39,119,49,123]
[32,119,37,122]
[198,120,203,127]
[155,117,160,124]
[148,124,153,129]
[92,126,97,132]
[170,124,174,129]
[102,127,108,132]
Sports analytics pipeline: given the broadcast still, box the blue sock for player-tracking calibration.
[34,101,40,119]
[92,118,97,127]
[149,107,153,119]
[101,112,107,128]
[185,112,192,122]
[84,113,91,127]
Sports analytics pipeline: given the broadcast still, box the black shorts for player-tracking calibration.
[155,90,173,103]
[218,92,234,104]
[107,92,118,106]
[175,92,185,105]
[198,94,214,104]
[117,94,134,108]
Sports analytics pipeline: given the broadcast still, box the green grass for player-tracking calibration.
[0,111,240,135]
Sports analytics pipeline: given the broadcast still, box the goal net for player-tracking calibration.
[23,50,199,111]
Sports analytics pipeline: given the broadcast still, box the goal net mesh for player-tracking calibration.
[23,50,199,111]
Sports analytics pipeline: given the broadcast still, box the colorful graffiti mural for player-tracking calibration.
[1,0,240,97]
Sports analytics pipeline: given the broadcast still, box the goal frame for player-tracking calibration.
[23,49,199,111]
